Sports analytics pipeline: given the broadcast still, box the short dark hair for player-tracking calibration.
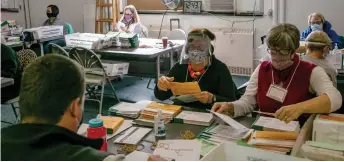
[47,4,59,15]
[19,55,85,124]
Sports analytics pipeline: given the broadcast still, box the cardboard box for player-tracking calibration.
[23,25,63,40]
[102,60,129,76]
[201,142,306,161]
[312,114,344,145]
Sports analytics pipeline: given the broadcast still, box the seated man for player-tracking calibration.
[1,55,161,161]
[1,44,22,103]
[302,31,337,87]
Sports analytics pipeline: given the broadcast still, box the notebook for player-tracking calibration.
[174,111,214,126]
[170,82,201,96]
[252,116,300,132]
[153,140,201,161]
[114,127,152,145]
[100,116,124,134]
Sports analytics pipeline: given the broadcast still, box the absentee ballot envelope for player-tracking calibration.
[170,82,201,96]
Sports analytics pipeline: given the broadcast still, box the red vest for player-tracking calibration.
[257,56,316,124]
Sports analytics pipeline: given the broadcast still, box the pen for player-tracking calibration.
[253,111,275,117]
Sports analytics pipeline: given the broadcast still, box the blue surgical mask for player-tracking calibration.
[311,24,323,31]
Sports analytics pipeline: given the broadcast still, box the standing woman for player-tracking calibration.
[154,28,240,109]
[113,5,140,34]
[212,24,342,125]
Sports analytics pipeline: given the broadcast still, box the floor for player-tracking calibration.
[1,75,249,128]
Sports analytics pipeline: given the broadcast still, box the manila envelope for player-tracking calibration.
[170,82,201,96]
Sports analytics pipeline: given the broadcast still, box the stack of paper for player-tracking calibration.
[118,32,139,48]
[139,102,182,121]
[301,141,344,160]
[199,124,253,144]
[247,131,299,154]
[108,101,148,118]
[174,111,214,126]
[252,116,300,133]
[313,114,344,144]
[153,140,201,161]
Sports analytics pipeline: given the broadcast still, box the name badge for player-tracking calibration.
[266,84,288,103]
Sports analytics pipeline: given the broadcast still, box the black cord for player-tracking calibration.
[157,9,169,39]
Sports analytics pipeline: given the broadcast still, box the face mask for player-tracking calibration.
[270,54,294,70]
[311,24,323,31]
[47,13,54,18]
[124,15,132,21]
[188,50,208,64]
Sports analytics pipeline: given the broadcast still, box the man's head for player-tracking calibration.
[305,31,332,58]
[308,13,325,31]
[19,55,85,132]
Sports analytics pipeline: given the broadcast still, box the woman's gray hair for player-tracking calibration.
[266,23,300,53]
[305,31,332,52]
[308,13,325,26]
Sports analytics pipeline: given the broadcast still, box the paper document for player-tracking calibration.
[210,111,249,132]
[254,116,300,132]
[207,124,252,139]
[170,82,201,96]
[153,140,201,161]
[175,111,214,124]
[124,151,150,161]
[114,127,151,145]
[174,94,198,103]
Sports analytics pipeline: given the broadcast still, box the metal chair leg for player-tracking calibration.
[99,80,105,115]
[107,77,121,103]
[147,78,152,89]
[11,103,18,119]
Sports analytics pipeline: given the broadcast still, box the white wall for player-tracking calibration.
[2,0,344,46]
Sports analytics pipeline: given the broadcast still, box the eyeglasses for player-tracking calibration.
[267,48,291,55]
[310,21,323,25]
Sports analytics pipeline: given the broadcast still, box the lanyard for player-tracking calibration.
[271,60,300,89]
[185,65,209,83]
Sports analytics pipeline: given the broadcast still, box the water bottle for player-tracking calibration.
[87,118,107,152]
[154,109,166,139]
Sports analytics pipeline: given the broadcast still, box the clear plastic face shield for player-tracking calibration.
[180,33,213,65]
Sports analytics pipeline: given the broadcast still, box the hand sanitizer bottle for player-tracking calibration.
[154,109,166,139]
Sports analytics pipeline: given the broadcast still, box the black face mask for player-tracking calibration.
[46,12,57,18]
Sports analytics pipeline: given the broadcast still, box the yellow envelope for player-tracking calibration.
[170,82,201,96]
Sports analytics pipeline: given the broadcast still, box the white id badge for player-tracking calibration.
[266,84,288,103]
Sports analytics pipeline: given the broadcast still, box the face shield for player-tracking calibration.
[180,33,213,65]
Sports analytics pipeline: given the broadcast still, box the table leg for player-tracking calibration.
[156,55,161,81]
[39,43,44,56]
[169,51,173,70]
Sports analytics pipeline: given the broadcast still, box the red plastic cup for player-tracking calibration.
[162,37,168,48]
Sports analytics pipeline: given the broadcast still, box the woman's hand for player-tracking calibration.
[157,76,174,91]
[192,91,214,104]
[211,102,234,116]
[275,104,304,123]
[112,23,118,31]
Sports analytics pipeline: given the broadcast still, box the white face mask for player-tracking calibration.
[270,54,294,70]
[311,24,323,31]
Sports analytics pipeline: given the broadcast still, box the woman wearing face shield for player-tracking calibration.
[301,31,337,87]
[212,23,342,125]
[301,13,342,49]
[113,5,140,34]
[154,28,240,109]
